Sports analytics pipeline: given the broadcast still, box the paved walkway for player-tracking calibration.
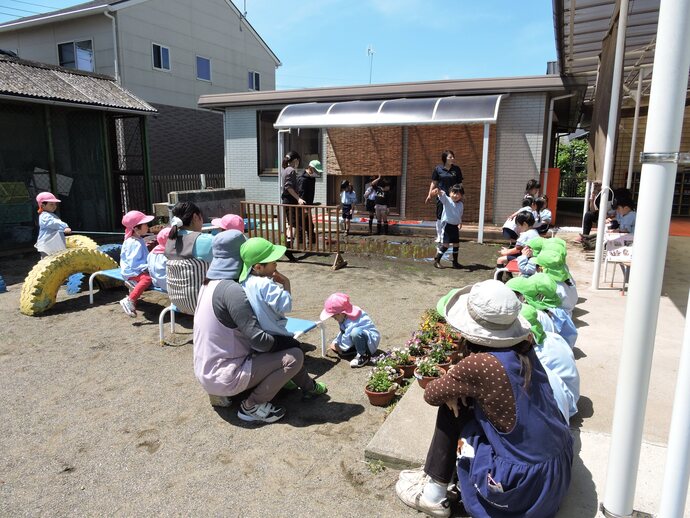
[365,235,690,517]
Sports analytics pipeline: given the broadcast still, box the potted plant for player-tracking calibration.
[426,344,451,370]
[373,353,403,384]
[365,366,399,406]
[414,357,446,389]
[406,334,426,358]
[389,347,416,378]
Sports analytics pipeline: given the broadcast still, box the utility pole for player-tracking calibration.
[367,45,374,84]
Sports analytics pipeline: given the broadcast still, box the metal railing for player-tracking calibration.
[241,201,346,269]
[152,173,224,203]
[559,173,587,198]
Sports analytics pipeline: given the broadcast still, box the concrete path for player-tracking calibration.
[365,235,690,517]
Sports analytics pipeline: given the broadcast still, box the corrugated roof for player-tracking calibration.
[0,55,155,113]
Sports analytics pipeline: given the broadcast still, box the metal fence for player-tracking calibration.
[559,173,587,198]
[152,173,225,203]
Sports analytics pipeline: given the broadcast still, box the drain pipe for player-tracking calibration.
[104,11,120,83]
[542,93,575,194]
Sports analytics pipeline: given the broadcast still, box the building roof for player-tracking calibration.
[199,75,586,110]
[0,0,281,67]
[0,54,156,114]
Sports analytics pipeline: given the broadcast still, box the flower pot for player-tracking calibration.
[393,368,405,385]
[397,363,416,379]
[365,386,396,406]
[414,366,446,389]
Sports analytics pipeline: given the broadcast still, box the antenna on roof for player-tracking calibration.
[367,45,374,84]
[239,0,247,32]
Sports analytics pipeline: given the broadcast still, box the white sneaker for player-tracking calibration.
[237,400,285,423]
[349,353,370,368]
[395,477,451,518]
[398,466,427,484]
[119,297,136,317]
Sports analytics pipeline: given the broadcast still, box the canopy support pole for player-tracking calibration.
[582,181,592,228]
[602,0,690,515]
[543,93,576,194]
[478,123,489,244]
[625,67,648,190]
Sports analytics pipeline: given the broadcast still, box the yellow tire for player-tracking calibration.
[66,234,98,250]
[20,248,118,316]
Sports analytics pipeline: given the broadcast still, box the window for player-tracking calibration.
[152,43,170,71]
[248,70,260,91]
[257,110,321,175]
[196,56,211,81]
[57,40,94,71]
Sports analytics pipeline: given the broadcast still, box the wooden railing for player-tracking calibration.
[240,201,346,270]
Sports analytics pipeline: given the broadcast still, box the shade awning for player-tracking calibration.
[274,94,503,129]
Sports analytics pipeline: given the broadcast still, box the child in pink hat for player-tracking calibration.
[146,226,171,291]
[119,210,155,317]
[211,213,245,232]
[35,192,71,257]
[321,292,380,368]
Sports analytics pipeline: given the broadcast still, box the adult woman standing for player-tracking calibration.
[281,151,306,249]
[426,150,463,243]
[193,230,327,423]
[395,280,573,518]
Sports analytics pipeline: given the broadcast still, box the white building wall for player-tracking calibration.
[225,106,328,204]
[493,93,548,223]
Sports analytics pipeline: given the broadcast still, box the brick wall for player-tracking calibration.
[494,94,547,223]
[147,103,224,176]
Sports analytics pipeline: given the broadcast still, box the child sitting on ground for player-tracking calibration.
[340,180,357,235]
[35,192,71,257]
[239,237,293,336]
[211,213,245,233]
[431,183,464,269]
[120,210,155,317]
[497,211,537,266]
[321,292,381,368]
[146,227,171,291]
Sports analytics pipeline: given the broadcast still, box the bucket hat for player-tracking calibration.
[534,250,570,282]
[526,237,545,256]
[36,192,61,204]
[308,160,323,173]
[211,214,245,232]
[239,237,286,282]
[506,273,561,310]
[520,304,545,345]
[121,210,154,239]
[436,288,461,318]
[543,237,567,257]
[207,230,246,281]
[320,292,362,321]
[439,280,530,348]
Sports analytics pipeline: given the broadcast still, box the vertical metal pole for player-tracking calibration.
[543,94,576,195]
[602,0,690,515]
[582,181,592,228]
[658,290,690,518]
[626,67,646,190]
[200,173,207,190]
[478,123,489,244]
[44,105,57,193]
[591,0,630,289]
[141,116,153,212]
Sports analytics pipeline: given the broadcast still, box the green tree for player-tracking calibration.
[556,138,588,196]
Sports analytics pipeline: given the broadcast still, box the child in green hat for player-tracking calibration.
[534,250,578,315]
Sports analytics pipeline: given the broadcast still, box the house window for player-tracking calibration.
[257,110,321,176]
[248,70,260,91]
[196,56,211,81]
[152,43,170,70]
[57,40,94,71]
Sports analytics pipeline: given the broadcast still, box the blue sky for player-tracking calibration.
[0,0,557,89]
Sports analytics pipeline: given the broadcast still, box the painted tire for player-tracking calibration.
[65,234,98,250]
[20,248,118,316]
[64,243,123,294]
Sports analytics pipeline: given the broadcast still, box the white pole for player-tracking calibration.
[542,93,575,195]
[582,181,592,228]
[277,129,289,203]
[602,0,690,515]
[658,290,690,518]
[591,0,630,289]
[478,123,489,244]
[625,67,647,190]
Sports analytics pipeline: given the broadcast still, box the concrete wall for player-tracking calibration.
[494,93,548,223]
[168,187,244,220]
[117,0,277,109]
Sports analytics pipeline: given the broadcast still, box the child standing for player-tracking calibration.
[120,210,155,317]
[321,292,380,368]
[363,175,379,234]
[35,192,71,257]
[239,237,293,337]
[374,177,391,235]
[146,227,171,291]
[340,180,357,235]
[432,184,464,269]
[497,211,537,266]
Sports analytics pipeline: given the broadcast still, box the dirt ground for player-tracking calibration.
[0,237,500,516]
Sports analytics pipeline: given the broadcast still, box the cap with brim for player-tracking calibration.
[36,192,61,204]
[239,237,286,282]
[506,273,560,310]
[211,214,244,232]
[534,250,570,282]
[436,289,460,318]
[207,230,246,281]
[441,280,530,348]
[308,160,323,173]
[319,292,362,321]
[520,304,545,345]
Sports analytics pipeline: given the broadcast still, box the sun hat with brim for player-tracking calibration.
[526,237,545,256]
[320,292,362,321]
[442,279,531,348]
[121,210,154,239]
[506,273,561,310]
[207,230,246,281]
[211,214,245,232]
[239,237,287,282]
[534,250,570,282]
[308,160,323,173]
[543,237,567,257]
[36,192,61,204]
[520,304,545,345]
[436,288,461,318]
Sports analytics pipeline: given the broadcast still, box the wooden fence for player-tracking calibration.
[241,201,346,270]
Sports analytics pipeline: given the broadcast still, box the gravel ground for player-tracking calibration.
[0,237,499,517]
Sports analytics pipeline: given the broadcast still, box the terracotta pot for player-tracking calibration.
[414,366,446,389]
[393,368,405,385]
[365,386,396,406]
[397,363,416,379]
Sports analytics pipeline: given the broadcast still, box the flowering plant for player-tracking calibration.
[405,334,426,356]
[366,366,399,393]
[389,347,414,366]
[373,352,397,369]
[415,357,443,378]
[426,344,449,364]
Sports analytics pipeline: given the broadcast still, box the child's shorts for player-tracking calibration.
[442,223,460,244]
[342,204,353,220]
[365,199,376,213]
[502,227,519,242]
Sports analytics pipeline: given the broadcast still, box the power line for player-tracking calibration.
[6,0,55,8]
[0,4,40,14]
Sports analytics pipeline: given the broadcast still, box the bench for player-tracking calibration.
[286,317,327,357]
